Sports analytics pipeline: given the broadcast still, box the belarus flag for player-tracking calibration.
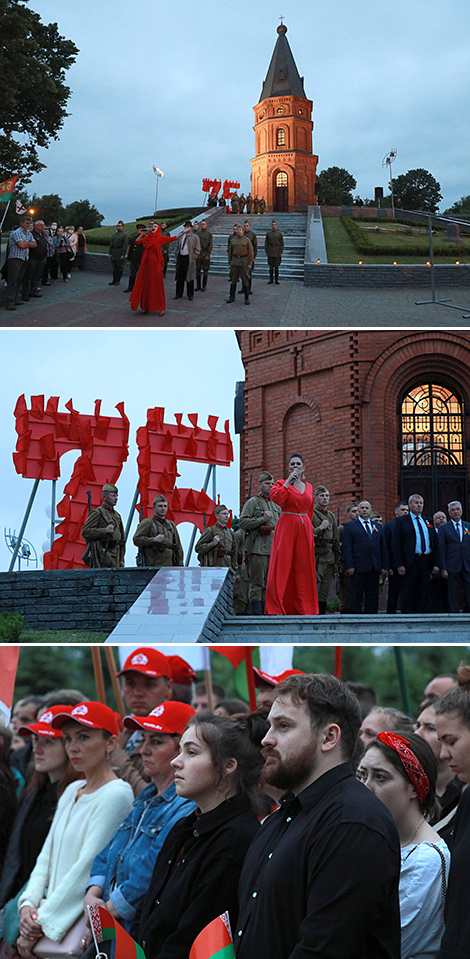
[0,647,20,724]
[0,175,19,202]
[87,905,146,959]
[190,913,235,959]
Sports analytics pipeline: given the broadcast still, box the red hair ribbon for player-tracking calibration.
[376,731,430,803]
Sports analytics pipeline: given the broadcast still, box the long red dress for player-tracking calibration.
[130,228,177,313]
[265,479,319,615]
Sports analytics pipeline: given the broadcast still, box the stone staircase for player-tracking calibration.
[168,209,308,281]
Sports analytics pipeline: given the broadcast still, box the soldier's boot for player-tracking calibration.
[268,267,274,284]
[226,283,236,303]
[243,286,250,305]
[250,600,264,616]
[196,272,202,291]
[318,600,327,614]
[124,276,135,292]
[202,275,208,291]
[275,266,280,285]
[187,281,194,300]
[115,266,123,285]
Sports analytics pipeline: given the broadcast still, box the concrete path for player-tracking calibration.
[2,269,470,327]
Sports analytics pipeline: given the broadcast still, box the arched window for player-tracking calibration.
[277,128,286,147]
[401,383,464,466]
[276,172,288,188]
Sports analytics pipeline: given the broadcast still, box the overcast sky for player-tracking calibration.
[0,329,244,570]
[23,0,470,223]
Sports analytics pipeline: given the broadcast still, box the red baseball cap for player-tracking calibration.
[51,702,120,736]
[123,701,195,736]
[18,704,73,738]
[166,655,197,685]
[253,668,305,688]
[116,648,172,679]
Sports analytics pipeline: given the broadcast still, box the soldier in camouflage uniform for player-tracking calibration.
[239,471,281,614]
[133,494,184,567]
[312,485,340,614]
[195,505,238,572]
[196,220,213,291]
[81,483,126,568]
[336,501,359,613]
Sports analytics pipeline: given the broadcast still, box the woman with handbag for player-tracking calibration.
[16,703,133,959]
[0,704,80,959]
[357,730,450,959]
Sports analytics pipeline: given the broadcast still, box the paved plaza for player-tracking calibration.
[2,269,470,327]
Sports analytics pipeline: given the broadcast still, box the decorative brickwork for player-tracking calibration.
[237,331,470,521]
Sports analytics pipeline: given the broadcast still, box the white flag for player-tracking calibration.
[15,200,26,214]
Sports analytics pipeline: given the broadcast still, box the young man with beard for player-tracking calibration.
[235,673,401,959]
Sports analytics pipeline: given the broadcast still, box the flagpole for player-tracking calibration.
[92,648,106,704]
[244,648,258,710]
[202,646,215,711]
[104,646,126,717]
[334,646,342,679]
[0,197,11,230]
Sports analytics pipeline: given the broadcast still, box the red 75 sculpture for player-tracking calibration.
[13,396,233,569]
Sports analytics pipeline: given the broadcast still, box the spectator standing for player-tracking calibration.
[75,227,87,271]
[21,220,47,300]
[4,216,36,311]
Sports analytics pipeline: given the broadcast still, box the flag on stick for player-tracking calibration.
[189,913,235,959]
[87,905,146,959]
[0,175,19,202]
[0,647,20,723]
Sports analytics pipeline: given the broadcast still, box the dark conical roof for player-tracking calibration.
[259,24,306,101]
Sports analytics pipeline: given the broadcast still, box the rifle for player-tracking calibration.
[85,490,101,568]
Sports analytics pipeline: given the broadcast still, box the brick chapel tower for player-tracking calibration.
[250,23,318,212]
[236,330,470,522]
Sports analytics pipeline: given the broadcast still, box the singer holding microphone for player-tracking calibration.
[265,453,319,615]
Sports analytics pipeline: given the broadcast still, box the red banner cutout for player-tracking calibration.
[13,395,130,569]
[136,408,233,532]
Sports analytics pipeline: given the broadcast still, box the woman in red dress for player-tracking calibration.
[130,223,178,316]
[265,453,319,615]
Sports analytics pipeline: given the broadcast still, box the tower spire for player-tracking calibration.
[259,22,306,101]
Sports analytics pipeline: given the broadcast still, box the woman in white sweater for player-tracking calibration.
[17,703,133,958]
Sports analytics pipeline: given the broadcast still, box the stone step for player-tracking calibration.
[217,613,470,642]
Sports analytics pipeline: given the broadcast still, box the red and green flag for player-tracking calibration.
[190,913,235,959]
[0,175,19,202]
[87,905,146,959]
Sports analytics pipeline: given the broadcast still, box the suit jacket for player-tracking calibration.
[341,518,388,573]
[382,520,396,568]
[439,520,470,573]
[391,513,439,570]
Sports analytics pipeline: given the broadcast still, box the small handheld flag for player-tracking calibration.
[15,199,26,214]
[189,912,235,959]
[87,905,146,959]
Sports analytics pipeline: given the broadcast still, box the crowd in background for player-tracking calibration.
[1,649,470,958]
[2,216,86,311]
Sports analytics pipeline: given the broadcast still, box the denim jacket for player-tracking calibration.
[88,782,195,929]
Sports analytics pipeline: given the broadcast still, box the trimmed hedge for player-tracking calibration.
[86,208,207,246]
[341,217,470,257]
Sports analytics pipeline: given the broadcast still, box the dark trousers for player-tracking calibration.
[401,554,432,613]
[6,257,26,303]
[56,252,69,279]
[349,569,380,613]
[22,257,46,295]
[386,570,402,613]
[447,569,470,612]
[175,254,190,296]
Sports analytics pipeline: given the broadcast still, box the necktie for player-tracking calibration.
[366,521,373,535]
[455,522,462,542]
[417,516,427,553]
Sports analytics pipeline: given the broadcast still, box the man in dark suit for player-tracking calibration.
[342,500,388,613]
[439,500,470,612]
[391,494,439,613]
[383,501,409,614]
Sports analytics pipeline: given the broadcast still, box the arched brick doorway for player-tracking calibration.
[274,171,288,212]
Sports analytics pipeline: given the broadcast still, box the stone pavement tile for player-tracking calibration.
[2,270,470,327]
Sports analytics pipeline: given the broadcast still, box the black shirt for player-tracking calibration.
[235,762,401,959]
[437,784,470,959]
[136,793,259,959]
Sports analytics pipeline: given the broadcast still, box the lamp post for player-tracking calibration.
[153,166,164,215]
[382,150,397,217]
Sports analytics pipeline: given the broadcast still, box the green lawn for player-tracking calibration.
[323,218,470,264]
[18,630,109,643]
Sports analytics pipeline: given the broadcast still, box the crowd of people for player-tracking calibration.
[80,461,470,618]
[2,216,87,311]
[1,650,470,959]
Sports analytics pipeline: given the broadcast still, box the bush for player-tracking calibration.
[0,612,24,643]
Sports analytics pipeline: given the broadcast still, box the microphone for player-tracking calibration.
[289,470,299,486]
